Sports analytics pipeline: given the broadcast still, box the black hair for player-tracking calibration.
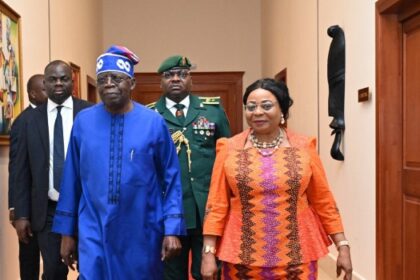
[243,78,293,120]
[26,74,44,93]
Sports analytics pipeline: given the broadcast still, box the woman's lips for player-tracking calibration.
[253,120,267,126]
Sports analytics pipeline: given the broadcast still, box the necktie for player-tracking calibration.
[174,103,186,124]
[53,106,64,192]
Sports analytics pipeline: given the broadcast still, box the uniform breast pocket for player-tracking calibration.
[123,149,156,187]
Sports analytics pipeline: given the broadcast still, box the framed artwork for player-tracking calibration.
[69,62,81,98]
[0,2,23,145]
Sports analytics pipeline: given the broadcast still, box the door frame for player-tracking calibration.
[376,0,420,279]
[133,71,244,135]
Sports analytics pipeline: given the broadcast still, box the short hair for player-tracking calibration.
[44,60,71,74]
[26,74,44,93]
[243,78,294,120]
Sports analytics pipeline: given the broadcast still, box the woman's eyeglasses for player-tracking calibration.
[97,74,130,85]
[244,101,278,112]
[161,70,190,80]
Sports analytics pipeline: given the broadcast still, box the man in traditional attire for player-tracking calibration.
[52,46,186,280]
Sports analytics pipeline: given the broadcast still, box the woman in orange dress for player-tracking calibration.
[201,79,352,280]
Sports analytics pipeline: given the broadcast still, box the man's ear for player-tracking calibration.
[130,78,136,90]
[28,90,35,100]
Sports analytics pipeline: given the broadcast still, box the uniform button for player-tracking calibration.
[191,177,194,181]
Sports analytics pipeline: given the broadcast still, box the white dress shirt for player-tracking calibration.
[47,97,73,201]
[165,95,190,118]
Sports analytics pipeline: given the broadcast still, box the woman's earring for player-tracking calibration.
[281,115,285,125]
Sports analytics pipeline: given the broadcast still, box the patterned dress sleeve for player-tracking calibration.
[203,137,230,236]
[306,137,344,234]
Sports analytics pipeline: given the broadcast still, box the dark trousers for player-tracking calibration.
[36,200,68,280]
[18,233,41,280]
[164,228,203,280]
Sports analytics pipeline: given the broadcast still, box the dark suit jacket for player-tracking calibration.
[14,97,92,231]
[8,106,34,209]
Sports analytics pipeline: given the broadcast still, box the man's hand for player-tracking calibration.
[61,235,77,271]
[161,236,182,261]
[14,218,32,244]
[9,209,15,228]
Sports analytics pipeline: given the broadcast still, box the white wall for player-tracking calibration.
[0,1,102,279]
[50,0,103,97]
[261,0,318,138]
[262,0,376,279]
[102,0,261,91]
[319,1,375,279]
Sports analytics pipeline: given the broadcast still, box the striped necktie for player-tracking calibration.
[174,103,186,124]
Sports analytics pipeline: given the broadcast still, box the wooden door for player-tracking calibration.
[376,1,420,279]
[87,75,98,103]
[132,72,244,135]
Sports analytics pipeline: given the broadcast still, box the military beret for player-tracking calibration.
[157,55,191,73]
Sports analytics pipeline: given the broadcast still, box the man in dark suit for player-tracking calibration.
[149,55,231,280]
[8,74,47,280]
[13,60,92,279]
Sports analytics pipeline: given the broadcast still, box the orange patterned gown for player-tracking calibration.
[203,129,344,279]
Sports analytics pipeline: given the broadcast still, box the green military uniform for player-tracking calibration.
[148,94,230,279]
[148,95,231,228]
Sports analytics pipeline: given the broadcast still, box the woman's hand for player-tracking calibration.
[336,245,352,280]
[201,253,218,280]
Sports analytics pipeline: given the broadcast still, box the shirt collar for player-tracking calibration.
[165,95,190,110]
[29,102,36,108]
[47,96,73,112]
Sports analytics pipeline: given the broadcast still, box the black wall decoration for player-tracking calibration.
[327,25,345,161]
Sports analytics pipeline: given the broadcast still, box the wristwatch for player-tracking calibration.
[202,245,216,254]
[336,240,350,249]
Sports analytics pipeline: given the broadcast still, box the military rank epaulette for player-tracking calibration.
[199,96,221,105]
[146,102,156,109]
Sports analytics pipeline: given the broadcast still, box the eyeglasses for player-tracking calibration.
[161,70,190,80]
[244,101,278,112]
[97,74,130,85]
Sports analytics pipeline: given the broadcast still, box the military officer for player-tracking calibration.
[148,55,231,280]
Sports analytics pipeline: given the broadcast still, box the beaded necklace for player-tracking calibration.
[249,129,284,157]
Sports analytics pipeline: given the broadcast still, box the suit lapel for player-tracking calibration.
[155,97,181,127]
[184,95,203,127]
[73,97,81,119]
[35,104,50,154]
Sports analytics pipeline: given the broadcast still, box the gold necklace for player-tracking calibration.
[250,129,284,157]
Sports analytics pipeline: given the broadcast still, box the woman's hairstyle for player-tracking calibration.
[243,78,294,120]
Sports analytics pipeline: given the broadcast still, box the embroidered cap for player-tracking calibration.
[157,55,191,73]
[96,45,140,78]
